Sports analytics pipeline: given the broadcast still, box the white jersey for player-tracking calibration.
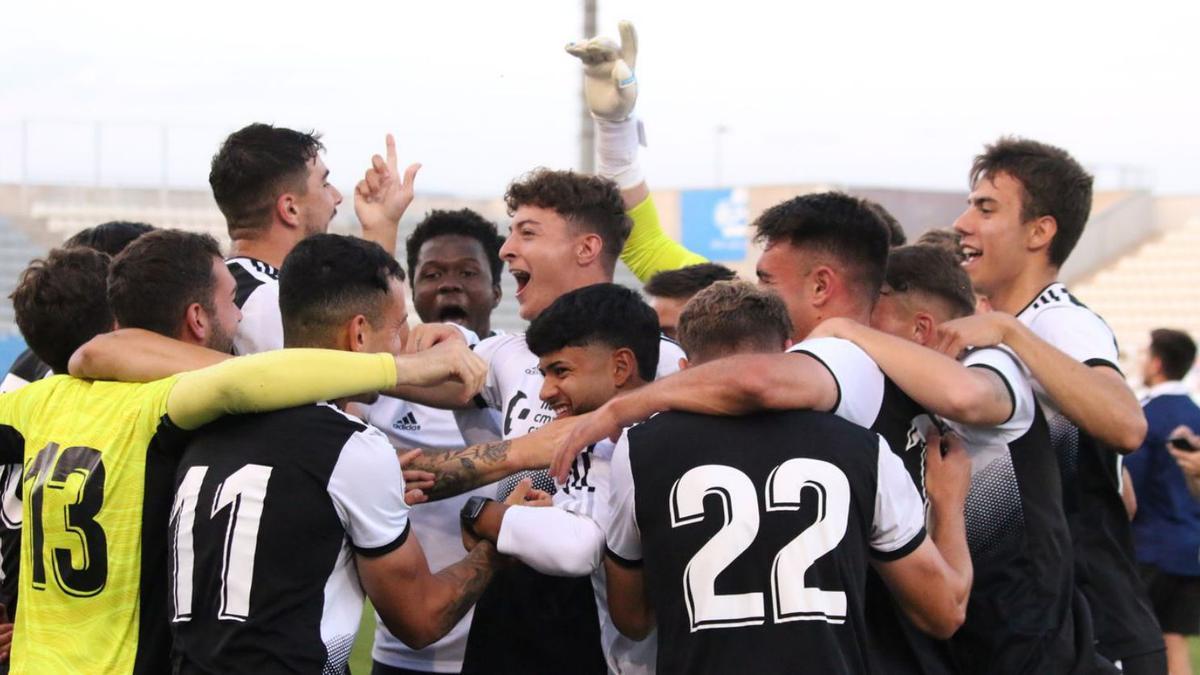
[227,257,284,355]
[474,332,686,495]
[366,327,504,673]
[497,438,655,675]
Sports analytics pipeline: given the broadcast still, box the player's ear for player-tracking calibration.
[182,302,207,344]
[491,282,502,308]
[276,191,301,228]
[678,356,689,371]
[913,312,937,347]
[1026,215,1057,256]
[612,347,637,388]
[576,233,604,267]
[810,266,835,308]
[345,315,370,352]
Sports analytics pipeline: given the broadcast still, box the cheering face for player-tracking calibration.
[295,156,343,237]
[756,240,817,341]
[538,344,625,418]
[501,206,581,321]
[954,172,1032,298]
[411,235,500,336]
[205,257,242,354]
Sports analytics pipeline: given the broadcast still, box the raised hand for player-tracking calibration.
[354,133,421,252]
[396,340,487,394]
[565,20,639,121]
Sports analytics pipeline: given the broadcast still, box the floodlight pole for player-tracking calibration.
[579,0,597,174]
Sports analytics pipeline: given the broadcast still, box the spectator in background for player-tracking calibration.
[1126,328,1200,675]
[642,262,736,339]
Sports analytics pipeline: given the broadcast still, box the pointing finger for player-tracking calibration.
[385,133,398,172]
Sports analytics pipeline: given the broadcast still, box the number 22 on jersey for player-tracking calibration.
[672,459,849,632]
[170,464,273,622]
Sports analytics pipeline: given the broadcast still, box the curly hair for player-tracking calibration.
[526,283,660,382]
[970,137,1093,267]
[504,168,631,272]
[11,248,114,373]
[405,209,504,285]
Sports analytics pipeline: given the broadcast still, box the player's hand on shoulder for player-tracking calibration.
[565,20,638,121]
[933,311,1015,359]
[924,426,971,509]
[354,133,421,234]
[552,403,623,483]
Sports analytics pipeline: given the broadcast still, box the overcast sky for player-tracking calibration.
[2,0,1198,198]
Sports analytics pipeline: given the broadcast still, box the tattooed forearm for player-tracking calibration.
[431,543,497,636]
[409,441,513,500]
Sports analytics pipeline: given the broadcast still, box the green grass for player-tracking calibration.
[350,602,377,674]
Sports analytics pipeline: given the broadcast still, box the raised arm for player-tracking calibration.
[935,312,1147,452]
[814,318,1013,426]
[551,352,838,481]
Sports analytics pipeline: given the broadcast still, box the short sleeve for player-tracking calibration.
[787,337,885,427]
[949,346,1037,446]
[472,334,514,411]
[605,431,642,566]
[1028,306,1120,372]
[328,426,411,556]
[870,435,927,561]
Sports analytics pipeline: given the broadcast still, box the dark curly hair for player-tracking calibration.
[754,192,890,303]
[504,168,631,272]
[12,248,114,374]
[210,123,324,237]
[970,137,1093,268]
[526,283,660,382]
[405,209,504,285]
[64,220,155,256]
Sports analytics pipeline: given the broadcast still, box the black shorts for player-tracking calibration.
[1138,564,1200,635]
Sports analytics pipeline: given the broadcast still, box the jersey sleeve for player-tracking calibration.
[233,282,284,355]
[166,350,397,430]
[947,346,1037,446]
[1028,306,1121,372]
[471,334,514,411]
[620,195,708,282]
[787,337,885,427]
[328,426,411,556]
[495,506,605,576]
[870,435,927,560]
[605,431,642,566]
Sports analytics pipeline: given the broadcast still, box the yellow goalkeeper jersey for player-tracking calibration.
[0,374,183,675]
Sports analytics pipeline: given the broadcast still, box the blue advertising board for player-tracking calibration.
[681,188,749,261]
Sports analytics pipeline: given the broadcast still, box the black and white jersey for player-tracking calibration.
[461,331,684,675]
[787,337,952,674]
[226,257,283,356]
[944,347,1085,673]
[365,396,502,673]
[1016,283,1161,661]
[169,403,410,675]
[606,410,926,675]
[496,437,656,674]
[0,348,50,618]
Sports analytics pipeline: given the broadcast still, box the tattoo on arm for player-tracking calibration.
[431,544,496,636]
[408,441,512,499]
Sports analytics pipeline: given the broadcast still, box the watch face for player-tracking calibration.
[461,496,489,523]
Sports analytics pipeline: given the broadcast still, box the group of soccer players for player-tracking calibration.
[0,19,1170,675]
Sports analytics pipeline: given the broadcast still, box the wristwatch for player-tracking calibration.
[460,496,494,534]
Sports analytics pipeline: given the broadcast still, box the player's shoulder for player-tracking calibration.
[475,332,532,364]
[226,256,280,308]
[1018,283,1109,328]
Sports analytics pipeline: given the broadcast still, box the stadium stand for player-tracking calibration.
[0,215,47,335]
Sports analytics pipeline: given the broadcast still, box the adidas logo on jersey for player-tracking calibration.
[393,412,421,432]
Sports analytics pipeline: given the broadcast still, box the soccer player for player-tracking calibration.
[460,283,662,674]
[602,279,972,674]
[208,124,418,354]
[554,191,973,674]
[932,138,1162,673]
[165,234,501,674]
[367,208,507,675]
[810,244,1115,673]
[0,232,480,674]
[642,263,736,340]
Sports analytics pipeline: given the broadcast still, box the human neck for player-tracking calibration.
[228,231,296,269]
[985,263,1058,315]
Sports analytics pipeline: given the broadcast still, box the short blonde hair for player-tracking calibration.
[677,280,792,364]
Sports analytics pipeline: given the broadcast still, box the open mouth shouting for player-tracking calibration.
[435,303,470,326]
[511,269,531,297]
